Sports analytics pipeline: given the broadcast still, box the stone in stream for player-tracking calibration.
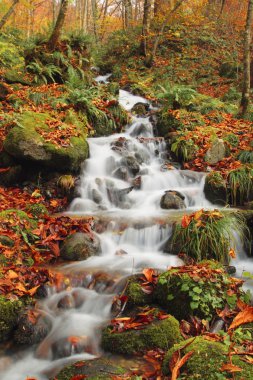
[204,138,226,164]
[101,312,182,355]
[92,188,103,204]
[121,155,140,176]
[55,357,129,380]
[112,166,128,181]
[13,311,51,345]
[204,171,227,205]
[60,232,101,261]
[107,186,133,207]
[160,190,186,209]
[131,102,150,116]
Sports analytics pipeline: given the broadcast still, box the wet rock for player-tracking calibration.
[112,166,128,181]
[101,312,182,355]
[129,123,151,137]
[13,311,51,345]
[121,156,140,176]
[204,139,226,164]
[131,102,149,116]
[135,150,150,164]
[92,189,102,204]
[225,265,236,274]
[204,171,227,205]
[52,336,91,359]
[55,357,128,380]
[105,156,116,172]
[132,175,142,189]
[107,186,133,206]
[160,190,186,209]
[60,232,101,261]
[57,294,75,309]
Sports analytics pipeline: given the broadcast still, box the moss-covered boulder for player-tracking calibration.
[156,109,183,137]
[55,357,128,380]
[0,296,23,342]
[3,111,89,172]
[13,311,51,346]
[0,235,14,247]
[162,336,253,379]
[204,171,227,205]
[155,262,249,321]
[124,276,153,308]
[60,232,101,261]
[101,314,182,355]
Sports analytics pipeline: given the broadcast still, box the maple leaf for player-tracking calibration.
[170,351,194,380]
[142,268,155,283]
[229,306,253,330]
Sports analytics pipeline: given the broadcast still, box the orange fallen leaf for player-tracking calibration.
[229,248,236,259]
[171,351,194,380]
[181,215,191,228]
[229,306,253,330]
[220,363,242,373]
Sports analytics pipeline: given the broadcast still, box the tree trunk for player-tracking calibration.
[123,0,133,29]
[239,0,253,117]
[91,0,98,41]
[0,0,19,30]
[147,0,185,66]
[140,0,151,56]
[47,0,69,50]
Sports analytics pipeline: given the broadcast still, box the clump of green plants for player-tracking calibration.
[238,150,253,164]
[26,60,62,84]
[171,136,198,162]
[25,203,48,218]
[157,84,197,109]
[228,166,253,205]
[224,133,239,148]
[168,209,248,263]
[156,262,251,321]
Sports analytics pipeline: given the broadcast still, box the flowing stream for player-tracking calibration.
[0,80,252,380]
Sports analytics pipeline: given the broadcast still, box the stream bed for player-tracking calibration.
[0,84,252,380]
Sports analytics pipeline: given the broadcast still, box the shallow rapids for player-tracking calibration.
[1,80,251,380]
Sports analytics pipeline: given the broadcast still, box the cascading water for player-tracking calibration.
[1,79,251,380]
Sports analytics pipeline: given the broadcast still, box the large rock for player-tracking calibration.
[13,311,51,345]
[3,111,89,172]
[160,190,186,209]
[55,357,128,380]
[101,314,182,355]
[131,102,149,116]
[163,336,253,379]
[204,139,226,164]
[121,155,140,176]
[60,232,101,261]
[204,171,227,205]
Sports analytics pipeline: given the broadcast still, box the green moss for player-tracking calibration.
[55,358,127,380]
[155,262,248,321]
[0,209,37,228]
[0,235,14,247]
[0,296,23,342]
[0,41,24,70]
[125,281,152,308]
[162,336,253,379]
[25,203,49,218]
[3,111,89,172]
[101,315,182,355]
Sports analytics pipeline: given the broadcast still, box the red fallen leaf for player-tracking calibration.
[70,375,87,380]
[27,285,40,296]
[220,363,242,373]
[0,167,10,173]
[74,361,87,367]
[229,306,253,330]
[181,215,191,228]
